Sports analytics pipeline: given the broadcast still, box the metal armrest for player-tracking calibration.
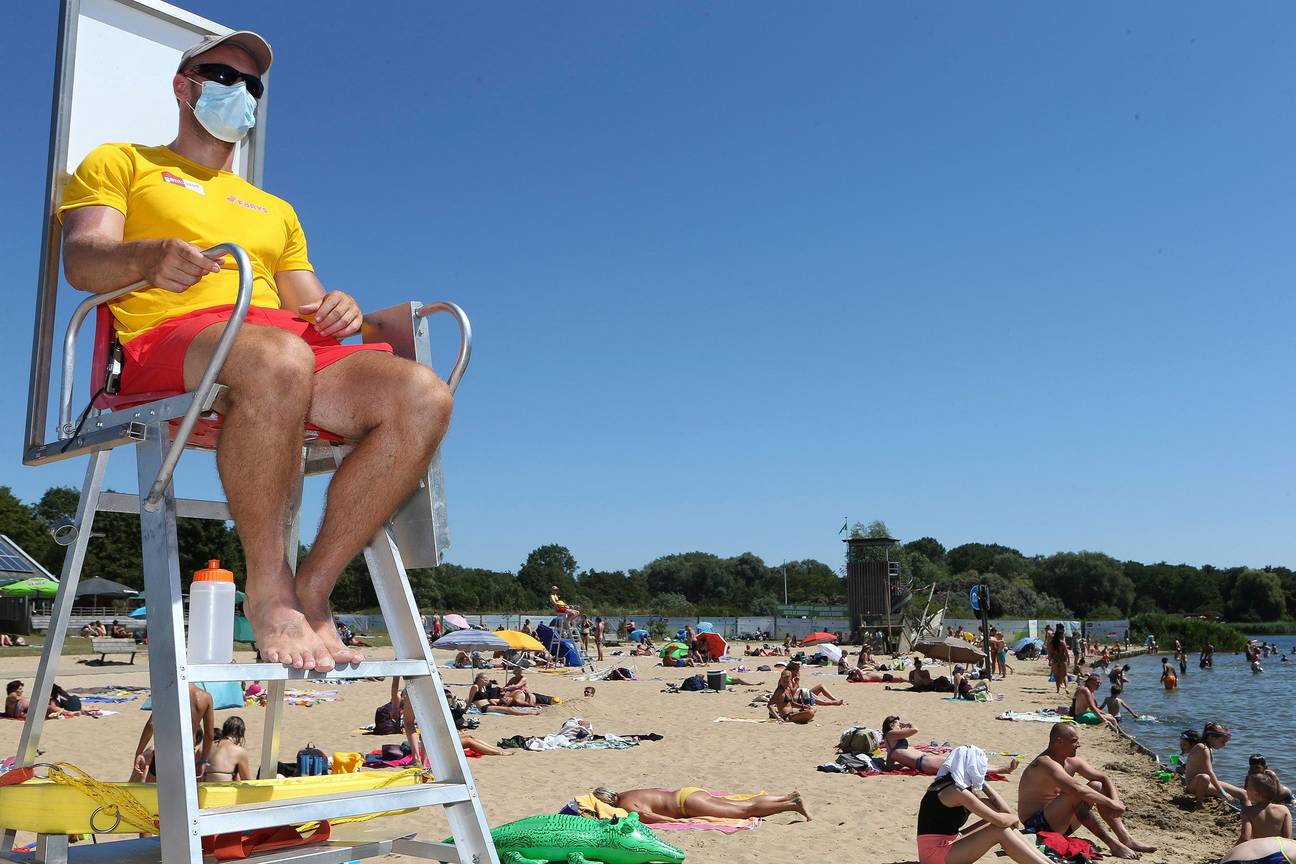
[58,243,255,509]
[414,301,472,394]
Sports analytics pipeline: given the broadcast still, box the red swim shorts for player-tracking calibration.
[119,304,393,396]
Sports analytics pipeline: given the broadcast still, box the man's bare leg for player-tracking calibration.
[1092,779,1156,852]
[294,352,452,664]
[184,324,332,671]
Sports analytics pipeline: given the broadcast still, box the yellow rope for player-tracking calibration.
[298,767,433,831]
[47,763,159,834]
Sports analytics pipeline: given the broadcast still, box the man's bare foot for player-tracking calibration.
[1126,840,1157,853]
[297,591,364,666]
[1107,842,1140,859]
[243,590,333,671]
[790,791,811,821]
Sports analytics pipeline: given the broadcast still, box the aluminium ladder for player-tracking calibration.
[1,432,497,864]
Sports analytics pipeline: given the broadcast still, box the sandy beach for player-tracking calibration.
[0,644,1240,864]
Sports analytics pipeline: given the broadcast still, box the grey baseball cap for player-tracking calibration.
[176,31,273,75]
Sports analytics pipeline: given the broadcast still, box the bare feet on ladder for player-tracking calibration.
[297,590,365,666]
[242,581,335,672]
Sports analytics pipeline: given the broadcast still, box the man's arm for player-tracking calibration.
[62,206,221,294]
[274,270,361,339]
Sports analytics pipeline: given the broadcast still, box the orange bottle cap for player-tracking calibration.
[193,559,235,583]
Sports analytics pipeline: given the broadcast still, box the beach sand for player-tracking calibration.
[0,645,1239,864]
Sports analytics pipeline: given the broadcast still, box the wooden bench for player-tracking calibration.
[90,637,138,664]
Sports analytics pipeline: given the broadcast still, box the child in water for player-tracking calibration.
[1099,684,1139,724]
[1159,657,1178,690]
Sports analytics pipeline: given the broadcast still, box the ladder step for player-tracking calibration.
[197,782,473,836]
[188,660,432,682]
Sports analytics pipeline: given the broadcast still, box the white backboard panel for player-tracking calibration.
[64,0,250,192]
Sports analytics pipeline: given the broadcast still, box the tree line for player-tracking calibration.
[2,489,1292,625]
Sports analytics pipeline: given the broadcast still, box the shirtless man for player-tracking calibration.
[1017,723,1155,859]
[131,683,215,781]
[1071,674,1119,729]
[592,786,808,823]
[594,616,605,662]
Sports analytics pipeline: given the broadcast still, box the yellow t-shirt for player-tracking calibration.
[57,143,312,343]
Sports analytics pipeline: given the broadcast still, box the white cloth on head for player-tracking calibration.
[935,744,987,789]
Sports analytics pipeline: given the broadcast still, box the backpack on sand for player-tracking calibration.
[838,725,880,755]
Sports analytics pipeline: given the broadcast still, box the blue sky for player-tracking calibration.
[2,2,1293,576]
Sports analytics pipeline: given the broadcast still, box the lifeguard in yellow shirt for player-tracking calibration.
[58,31,452,673]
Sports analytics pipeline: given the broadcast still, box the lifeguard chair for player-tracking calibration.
[4,2,497,863]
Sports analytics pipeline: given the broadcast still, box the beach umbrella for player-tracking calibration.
[816,643,844,663]
[629,628,649,641]
[432,630,509,652]
[443,613,471,631]
[0,577,60,597]
[660,641,689,660]
[1011,637,1043,653]
[495,630,546,652]
[801,631,837,646]
[74,577,139,599]
[695,631,727,659]
[129,606,148,619]
[916,637,985,665]
[697,622,714,632]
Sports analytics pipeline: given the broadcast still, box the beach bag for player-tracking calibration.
[839,725,880,755]
[679,674,707,691]
[295,744,328,777]
[373,702,402,735]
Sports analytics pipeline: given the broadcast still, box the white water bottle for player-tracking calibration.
[188,559,235,663]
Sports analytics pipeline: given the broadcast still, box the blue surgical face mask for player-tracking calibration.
[187,79,257,143]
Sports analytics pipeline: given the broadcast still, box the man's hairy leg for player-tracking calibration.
[295,352,452,664]
[183,324,333,671]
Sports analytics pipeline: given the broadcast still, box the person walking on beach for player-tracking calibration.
[1050,627,1071,695]
[1017,723,1155,859]
[913,745,1052,864]
[594,616,605,662]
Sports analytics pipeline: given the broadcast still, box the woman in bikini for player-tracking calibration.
[204,717,251,782]
[883,716,1019,776]
[592,786,809,823]
[1049,627,1071,695]
[467,673,538,715]
[1218,838,1296,864]
[914,745,1052,864]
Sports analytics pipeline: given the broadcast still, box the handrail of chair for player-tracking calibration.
[56,243,254,510]
[414,301,472,395]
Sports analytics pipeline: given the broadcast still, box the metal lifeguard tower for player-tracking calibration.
[3,2,497,863]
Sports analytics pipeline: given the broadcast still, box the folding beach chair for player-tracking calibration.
[5,2,496,863]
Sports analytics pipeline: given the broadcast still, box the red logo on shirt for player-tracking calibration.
[161,171,185,187]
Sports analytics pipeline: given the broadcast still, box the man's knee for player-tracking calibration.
[227,329,315,398]
[396,364,453,433]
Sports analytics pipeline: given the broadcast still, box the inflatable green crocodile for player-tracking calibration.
[448,813,685,864]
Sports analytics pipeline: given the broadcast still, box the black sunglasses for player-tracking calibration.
[188,62,264,99]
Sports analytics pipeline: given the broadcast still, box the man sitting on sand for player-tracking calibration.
[907,657,954,693]
[592,786,809,823]
[1070,674,1118,729]
[1017,723,1155,860]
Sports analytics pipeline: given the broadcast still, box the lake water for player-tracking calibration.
[1110,633,1295,798]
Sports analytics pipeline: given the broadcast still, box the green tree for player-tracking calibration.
[903,537,947,567]
[516,544,578,607]
[1032,552,1134,617]
[0,487,52,569]
[1227,569,1287,622]
[947,543,1023,576]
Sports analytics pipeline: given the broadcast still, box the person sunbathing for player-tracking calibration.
[882,716,1019,776]
[204,716,252,781]
[768,678,815,724]
[501,667,536,707]
[401,689,511,761]
[0,634,28,648]
[467,673,539,715]
[906,657,955,693]
[914,745,1052,864]
[591,786,809,823]
[952,665,989,701]
[848,668,898,683]
[779,661,844,706]
[1219,837,1296,864]
[4,680,29,718]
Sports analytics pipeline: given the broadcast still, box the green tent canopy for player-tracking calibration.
[0,577,60,597]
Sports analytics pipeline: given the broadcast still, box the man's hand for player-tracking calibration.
[298,290,362,338]
[140,238,223,292]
